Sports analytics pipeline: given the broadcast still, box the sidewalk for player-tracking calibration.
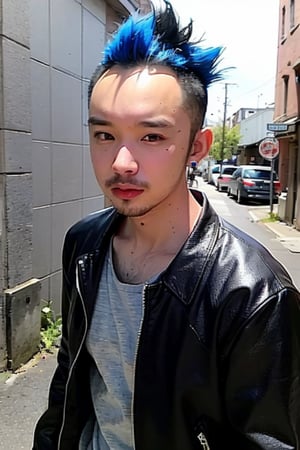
[248,204,300,253]
[0,349,58,449]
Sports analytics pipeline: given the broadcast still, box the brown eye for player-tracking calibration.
[94,132,114,141]
[143,134,164,142]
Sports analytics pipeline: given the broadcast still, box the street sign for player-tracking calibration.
[259,138,279,160]
[267,123,288,132]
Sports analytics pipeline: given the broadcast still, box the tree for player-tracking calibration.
[209,124,241,161]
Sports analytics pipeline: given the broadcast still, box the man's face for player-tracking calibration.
[88,65,201,217]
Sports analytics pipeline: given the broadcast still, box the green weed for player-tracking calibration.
[261,212,280,223]
[40,300,62,351]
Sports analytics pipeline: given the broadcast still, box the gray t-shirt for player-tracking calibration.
[80,240,156,449]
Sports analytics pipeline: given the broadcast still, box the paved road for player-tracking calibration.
[198,177,300,290]
[0,177,299,449]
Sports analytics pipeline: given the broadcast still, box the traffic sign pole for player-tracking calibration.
[258,137,280,215]
[270,159,274,214]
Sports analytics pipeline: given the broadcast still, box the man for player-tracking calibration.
[187,161,198,187]
[33,1,300,449]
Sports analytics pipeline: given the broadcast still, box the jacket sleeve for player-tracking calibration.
[224,287,300,449]
[32,235,74,450]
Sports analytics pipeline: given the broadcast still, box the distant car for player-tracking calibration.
[216,165,237,192]
[227,165,281,203]
[209,164,221,186]
[202,168,209,182]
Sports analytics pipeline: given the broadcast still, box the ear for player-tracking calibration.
[188,128,213,164]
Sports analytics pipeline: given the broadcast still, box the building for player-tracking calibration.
[0,0,150,371]
[273,0,300,228]
[230,107,263,128]
[237,107,275,165]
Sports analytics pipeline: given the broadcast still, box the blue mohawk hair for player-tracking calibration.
[102,0,224,89]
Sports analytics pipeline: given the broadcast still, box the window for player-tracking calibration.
[283,75,289,114]
[281,5,286,38]
[222,167,236,176]
[243,169,278,181]
[290,0,295,28]
[232,169,241,179]
[243,169,276,180]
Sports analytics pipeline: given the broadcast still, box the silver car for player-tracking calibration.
[216,165,237,192]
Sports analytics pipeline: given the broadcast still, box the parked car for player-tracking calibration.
[209,164,221,186]
[227,165,281,203]
[216,165,237,192]
[201,161,217,183]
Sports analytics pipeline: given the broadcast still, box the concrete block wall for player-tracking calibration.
[0,0,33,289]
[30,0,145,313]
[5,279,41,371]
[0,0,34,369]
[30,0,108,314]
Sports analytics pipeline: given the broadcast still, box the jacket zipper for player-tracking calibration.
[197,431,210,450]
[131,284,147,450]
[57,260,89,449]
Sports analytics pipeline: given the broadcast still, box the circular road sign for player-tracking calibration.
[259,138,279,160]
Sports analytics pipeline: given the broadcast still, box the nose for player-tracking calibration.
[112,145,138,175]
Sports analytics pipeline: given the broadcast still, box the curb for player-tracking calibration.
[248,209,300,242]
[248,210,261,223]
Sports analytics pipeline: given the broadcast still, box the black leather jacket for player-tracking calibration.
[33,191,300,450]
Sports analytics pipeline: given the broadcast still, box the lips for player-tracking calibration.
[111,187,144,200]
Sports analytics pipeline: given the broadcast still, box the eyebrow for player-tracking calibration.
[88,116,112,126]
[88,116,174,128]
[139,119,174,128]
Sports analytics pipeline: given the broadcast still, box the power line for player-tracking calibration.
[234,76,276,98]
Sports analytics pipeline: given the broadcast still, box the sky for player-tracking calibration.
[169,0,280,124]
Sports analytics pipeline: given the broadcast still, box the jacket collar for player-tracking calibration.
[160,191,219,305]
[77,191,219,310]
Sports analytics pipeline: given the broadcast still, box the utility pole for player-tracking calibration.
[220,83,236,172]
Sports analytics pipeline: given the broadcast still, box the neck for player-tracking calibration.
[112,189,202,283]
[117,189,201,253]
